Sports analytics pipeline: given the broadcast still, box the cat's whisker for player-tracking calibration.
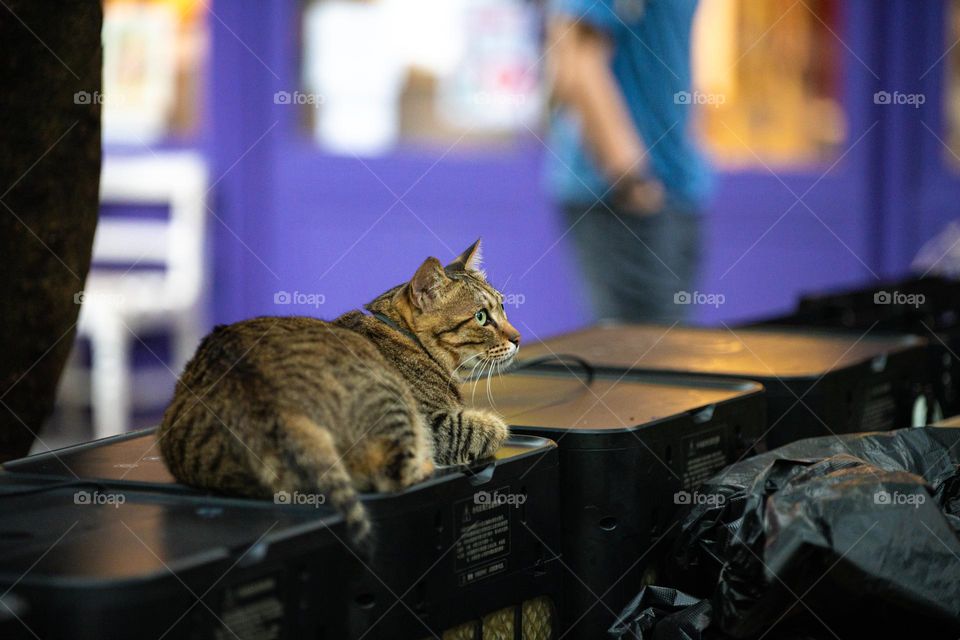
[485,361,497,411]
[466,361,477,401]
[454,353,483,380]
[480,359,492,403]
[471,359,486,405]
[480,359,491,397]
[465,354,484,383]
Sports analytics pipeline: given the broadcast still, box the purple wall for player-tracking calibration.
[202,0,960,341]
[265,143,593,341]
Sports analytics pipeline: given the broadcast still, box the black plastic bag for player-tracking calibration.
[662,427,960,637]
[608,586,839,640]
[607,586,714,640]
[614,428,960,638]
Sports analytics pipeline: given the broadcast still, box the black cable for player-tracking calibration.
[510,353,595,386]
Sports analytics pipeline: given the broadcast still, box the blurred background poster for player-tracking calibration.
[303,0,544,154]
[100,0,205,143]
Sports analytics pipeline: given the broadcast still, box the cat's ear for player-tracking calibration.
[447,238,483,272]
[409,257,450,310]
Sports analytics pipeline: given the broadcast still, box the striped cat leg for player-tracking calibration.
[345,397,435,493]
[429,408,509,465]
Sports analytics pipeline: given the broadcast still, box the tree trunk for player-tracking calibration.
[0,0,102,461]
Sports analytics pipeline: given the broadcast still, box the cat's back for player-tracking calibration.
[184,314,387,379]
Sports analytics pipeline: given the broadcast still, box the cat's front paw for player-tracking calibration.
[463,408,509,461]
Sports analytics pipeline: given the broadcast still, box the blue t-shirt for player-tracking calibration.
[545,0,713,212]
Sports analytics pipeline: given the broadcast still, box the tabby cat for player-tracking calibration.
[158,240,519,554]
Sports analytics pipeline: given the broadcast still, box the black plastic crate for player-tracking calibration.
[748,275,960,418]
[342,435,561,639]
[0,474,349,640]
[463,368,766,640]
[520,324,932,450]
[4,428,563,639]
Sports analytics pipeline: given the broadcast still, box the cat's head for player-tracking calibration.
[369,239,520,379]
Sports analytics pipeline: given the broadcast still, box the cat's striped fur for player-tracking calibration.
[158,241,519,554]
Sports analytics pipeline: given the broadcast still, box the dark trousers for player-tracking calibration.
[562,203,703,323]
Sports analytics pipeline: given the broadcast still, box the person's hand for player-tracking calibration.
[612,172,665,216]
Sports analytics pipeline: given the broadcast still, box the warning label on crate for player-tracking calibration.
[457,558,508,586]
[216,574,284,640]
[860,381,896,431]
[682,427,727,491]
[453,486,513,584]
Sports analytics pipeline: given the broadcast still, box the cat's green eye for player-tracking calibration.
[475,309,488,326]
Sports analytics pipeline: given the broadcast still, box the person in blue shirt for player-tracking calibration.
[545,0,712,323]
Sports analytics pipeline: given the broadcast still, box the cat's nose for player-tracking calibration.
[503,322,520,347]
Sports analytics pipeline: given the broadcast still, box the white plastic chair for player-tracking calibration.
[64,153,208,440]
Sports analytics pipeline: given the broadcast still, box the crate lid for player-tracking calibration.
[520,324,924,379]
[5,429,557,501]
[934,415,960,428]
[4,428,180,488]
[800,275,960,307]
[462,369,762,434]
[792,277,960,333]
[0,477,344,591]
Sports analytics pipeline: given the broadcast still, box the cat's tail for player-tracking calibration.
[257,412,374,558]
